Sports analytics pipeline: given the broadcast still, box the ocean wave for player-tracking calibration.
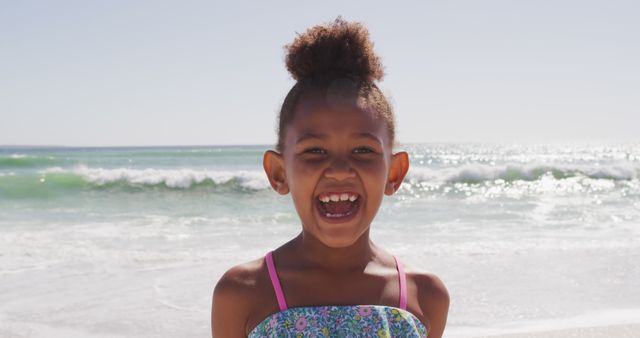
[2,162,638,200]
[86,166,262,188]
[0,166,271,199]
[408,163,639,184]
[44,166,271,190]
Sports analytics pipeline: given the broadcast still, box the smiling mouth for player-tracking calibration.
[316,192,360,222]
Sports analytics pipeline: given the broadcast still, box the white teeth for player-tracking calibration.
[319,193,359,203]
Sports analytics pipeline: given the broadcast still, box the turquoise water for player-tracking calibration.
[1,143,640,337]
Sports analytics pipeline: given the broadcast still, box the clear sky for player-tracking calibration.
[1,0,638,146]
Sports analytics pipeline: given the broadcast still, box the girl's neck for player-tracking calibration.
[285,230,381,272]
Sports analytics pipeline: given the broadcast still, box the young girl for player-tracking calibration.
[212,17,449,337]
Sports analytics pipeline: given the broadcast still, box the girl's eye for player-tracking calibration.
[353,147,374,154]
[304,148,326,154]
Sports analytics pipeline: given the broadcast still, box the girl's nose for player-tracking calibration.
[324,158,356,180]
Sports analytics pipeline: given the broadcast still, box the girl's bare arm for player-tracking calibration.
[416,272,450,338]
[211,268,252,338]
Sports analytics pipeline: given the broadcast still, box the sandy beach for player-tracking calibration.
[481,323,640,338]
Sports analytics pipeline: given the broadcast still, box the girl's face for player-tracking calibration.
[264,93,409,248]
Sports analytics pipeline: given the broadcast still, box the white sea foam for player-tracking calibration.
[40,165,270,190]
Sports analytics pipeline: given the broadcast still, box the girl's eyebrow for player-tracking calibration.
[352,132,383,145]
[296,132,382,145]
[296,133,327,144]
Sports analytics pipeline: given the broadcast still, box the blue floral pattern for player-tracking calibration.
[248,305,427,337]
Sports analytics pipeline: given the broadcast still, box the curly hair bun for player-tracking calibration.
[285,17,384,83]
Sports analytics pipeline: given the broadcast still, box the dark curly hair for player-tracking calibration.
[276,17,395,152]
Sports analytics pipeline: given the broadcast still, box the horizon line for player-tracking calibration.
[2,139,640,149]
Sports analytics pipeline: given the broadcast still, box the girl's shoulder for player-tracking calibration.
[213,258,265,300]
[212,257,278,337]
[404,266,450,337]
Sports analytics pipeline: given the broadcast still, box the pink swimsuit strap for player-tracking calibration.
[265,251,288,311]
[264,251,408,311]
[393,255,408,310]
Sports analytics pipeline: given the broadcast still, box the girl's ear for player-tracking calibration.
[263,150,289,195]
[385,151,409,195]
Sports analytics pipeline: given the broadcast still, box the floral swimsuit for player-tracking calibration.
[248,251,428,337]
